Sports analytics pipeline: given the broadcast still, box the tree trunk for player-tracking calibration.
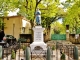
[30,20,34,42]
[45,26,51,41]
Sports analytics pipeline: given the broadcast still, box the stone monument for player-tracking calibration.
[30,8,47,54]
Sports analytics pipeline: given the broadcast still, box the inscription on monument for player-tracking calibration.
[35,31,42,41]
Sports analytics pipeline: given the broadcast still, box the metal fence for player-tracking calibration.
[56,42,75,60]
[0,41,78,60]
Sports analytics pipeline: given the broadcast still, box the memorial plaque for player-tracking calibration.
[33,26,44,42]
[35,31,42,41]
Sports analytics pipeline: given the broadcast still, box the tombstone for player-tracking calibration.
[30,26,47,54]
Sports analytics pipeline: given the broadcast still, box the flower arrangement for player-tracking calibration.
[3,37,6,41]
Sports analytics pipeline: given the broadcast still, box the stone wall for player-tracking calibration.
[69,34,80,43]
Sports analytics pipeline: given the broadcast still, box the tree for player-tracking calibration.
[63,0,80,34]
[0,0,20,30]
[17,0,60,40]
[37,0,61,40]
[51,21,65,34]
[1,0,64,38]
[0,18,5,30]
[0,0,41,29]
[0,0,76,39]
[0,0,20,16]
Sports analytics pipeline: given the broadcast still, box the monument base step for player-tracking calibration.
[30,42,47,54]
[31,50,46,54]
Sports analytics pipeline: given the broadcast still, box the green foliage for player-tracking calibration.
[73,46,78,60]
[38,0,60,28]
[60,53,65,60]
[0,0,65,27]
[76,28,80,34]
[63,0,80,34]
[54,29,60,34]
[52,45,55,50]
[18,37,26,42]
[51,21,66,34]
[0,19,5,30]
[11,50,16,59]
[18,0,36,20]
[0,0,19,16]
[22,45,26,51]
[40,2,58,17]
[1,0,78,34]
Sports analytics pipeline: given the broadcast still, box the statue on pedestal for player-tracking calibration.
[35,8,41,25]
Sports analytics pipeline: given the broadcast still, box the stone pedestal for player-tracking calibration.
[66,25,69,41]
[30,26,47,54]
[66,30,69,41]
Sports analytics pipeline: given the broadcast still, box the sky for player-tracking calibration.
[58,18,63,24]
[60,0,66,3]
[8,9,19,16]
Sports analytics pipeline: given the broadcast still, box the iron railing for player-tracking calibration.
[0,41,78,60]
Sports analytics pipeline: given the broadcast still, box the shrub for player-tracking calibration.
[52,45,55,50]
[22,45,26,50]
[60,53,65,60]
[11,50,16,59]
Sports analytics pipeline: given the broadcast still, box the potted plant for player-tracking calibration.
[52,45,55,50]
[60,53,65,60]
[11,50,16,60]
[22,45,26,51]
[52,45,56,57]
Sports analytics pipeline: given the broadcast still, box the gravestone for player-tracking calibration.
[30,26,47,54]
